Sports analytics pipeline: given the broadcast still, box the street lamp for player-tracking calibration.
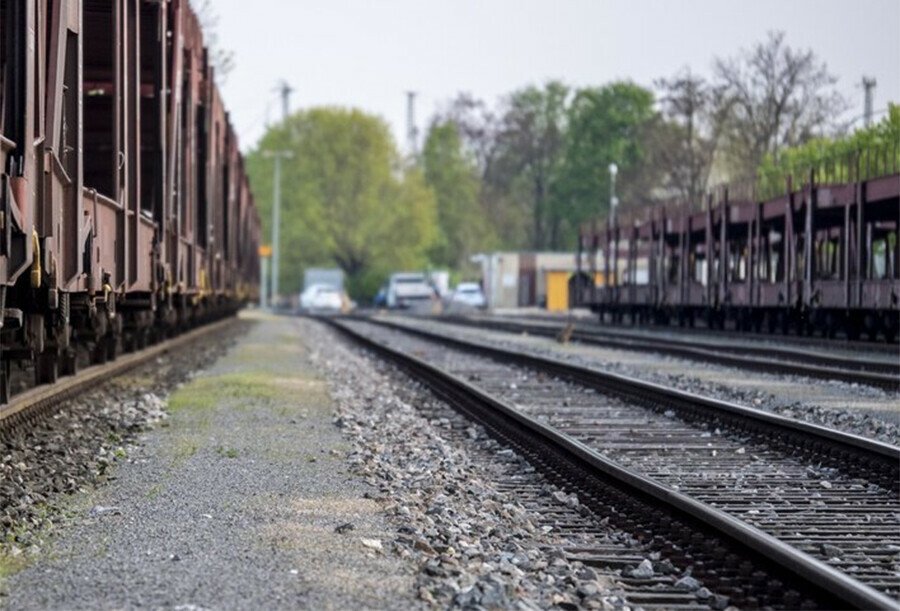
[262,149,294,306]
[607,163,619,296]
[608,163,619,225]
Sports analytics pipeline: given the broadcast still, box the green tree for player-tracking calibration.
[422,121,490,268]
[498,81,569,250]
[492,81,570,250]
[247,107,437,298]
[431,94,524,249]
[552,82,657,245]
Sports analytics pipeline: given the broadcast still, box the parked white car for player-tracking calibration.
[299,284,344,313]
[386,273,437,311]
[448,282,487,309]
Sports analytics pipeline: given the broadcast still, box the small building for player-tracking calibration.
[470,253,520,310]
[473,251,614,312]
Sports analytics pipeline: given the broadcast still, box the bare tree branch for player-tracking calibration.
[191,0,235,85]
[713,31,847,171]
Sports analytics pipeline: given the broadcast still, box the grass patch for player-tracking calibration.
[162,324,331,467]
[0,505,54,586]
[215,445,239,459]
[167,380,219,413]
[168,435,202,466]
[167,371,290,415]
[0,549,30,583]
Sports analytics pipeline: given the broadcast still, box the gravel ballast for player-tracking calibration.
[304,318,721,610]
[4,311,760,610]
[1,321,249,571]
[2,313,418,610]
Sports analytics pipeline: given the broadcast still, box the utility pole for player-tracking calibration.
[259,245,272,308]
[278,80,293,122]
[406,91,418,157]
[262,150,294,305]
[862,77,876,127]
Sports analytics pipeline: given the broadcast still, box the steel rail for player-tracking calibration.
[508,312,900,355]
[439,315,900,390]
[0,317,240,431]
[471,315,899,374]
[328,317,898,611]
[366,316,900,490]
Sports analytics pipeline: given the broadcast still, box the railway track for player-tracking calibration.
[414,395,723,610]
[329,316,900,610]
[436,314,900,390]
[0,317,239,434]
[503,313,900,355]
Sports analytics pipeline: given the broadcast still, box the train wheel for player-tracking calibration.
[122,332,138,353]
[0,361,10,404]
[752,313,763,333]
[846,314,861,341]
[823,313,837,339]
[60,350,78,376]
[90,340,108,365]
[105,336,118,362]
[35,352,59,385]
[881,312,897,343]
[862,313,878,341]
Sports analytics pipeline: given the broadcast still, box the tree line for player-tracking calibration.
[248,32,883,298]
[422,31,854,266]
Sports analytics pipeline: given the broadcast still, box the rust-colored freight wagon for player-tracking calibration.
[0,0,259,401]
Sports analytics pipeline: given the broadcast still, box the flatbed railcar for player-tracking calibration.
[0,0,260,402]
[577,155,899,342]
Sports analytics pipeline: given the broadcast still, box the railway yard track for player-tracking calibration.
[0,318,240,435]
[411,391,730,610]
[329,316,900,610]
[5,0,896,607]
[512,314,900,356]
[436,314,900,391]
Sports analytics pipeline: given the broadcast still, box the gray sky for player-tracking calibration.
[215,0,900,152]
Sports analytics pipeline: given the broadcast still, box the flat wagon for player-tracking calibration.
[577,153,899,341]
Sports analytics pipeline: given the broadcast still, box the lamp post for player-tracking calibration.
[608,163,619,294]
[608,163,618,225]
[262,150,294,306]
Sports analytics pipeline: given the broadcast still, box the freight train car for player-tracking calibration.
[577,154,899,342]
[0,0,259,401]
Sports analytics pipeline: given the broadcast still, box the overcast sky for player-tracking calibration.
[214,0,900,153]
